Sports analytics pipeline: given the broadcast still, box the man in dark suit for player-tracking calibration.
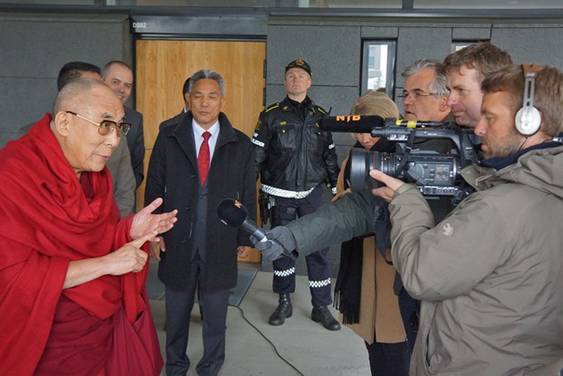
[145,69,255,376]
[103,60,145,189]
[159,76,191,130]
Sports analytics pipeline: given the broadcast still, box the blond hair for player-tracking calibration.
[443,42,512,82]
[351,90,399,118]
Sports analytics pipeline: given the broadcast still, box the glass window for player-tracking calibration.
[452,40,489,52]
[305,0,402,8]
[0,0,94,3]
[361,40,396,96]
[453,42,471,52]
[415,0,563,9]
[111,0,402,7]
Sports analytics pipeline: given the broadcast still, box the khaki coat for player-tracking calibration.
[335,158,406,344]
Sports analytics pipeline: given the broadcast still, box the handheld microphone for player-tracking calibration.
[217,199,297,260]
[217,198,267,241]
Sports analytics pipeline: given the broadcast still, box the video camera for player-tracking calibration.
[320,115,479,204]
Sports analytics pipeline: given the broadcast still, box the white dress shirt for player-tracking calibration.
[192,119,220,160]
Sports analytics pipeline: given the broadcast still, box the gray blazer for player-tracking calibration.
[124,106,145,188]
[106,137,136,216]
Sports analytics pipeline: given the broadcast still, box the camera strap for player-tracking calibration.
[372,196,392,256]
[395,131,417,176]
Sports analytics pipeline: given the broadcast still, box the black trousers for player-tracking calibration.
[271,185,332,307]
[164,256,230,376]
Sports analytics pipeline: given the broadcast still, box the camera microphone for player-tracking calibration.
[319,115,384,133]
[319,115,449,133]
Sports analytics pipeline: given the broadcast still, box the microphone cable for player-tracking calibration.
[229,304,306,376]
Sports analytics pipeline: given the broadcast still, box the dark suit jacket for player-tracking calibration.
[159,111,185,131]
[124,106,145,188]
[145,111,256,291]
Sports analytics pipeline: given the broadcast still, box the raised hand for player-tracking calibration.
[130,197,178,241]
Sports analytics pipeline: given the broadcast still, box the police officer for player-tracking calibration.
[252,58,340,330]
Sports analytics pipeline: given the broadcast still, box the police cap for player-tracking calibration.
[285,58,311,76]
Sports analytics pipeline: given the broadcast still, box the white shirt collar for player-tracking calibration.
[192,118,221,158]
[192,119,220,138]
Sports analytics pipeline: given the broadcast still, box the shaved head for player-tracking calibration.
[51,77,124,177]
[53,78,115,115]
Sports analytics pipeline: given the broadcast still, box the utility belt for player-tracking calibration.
[261,184,315,199]
[259,185,316,225]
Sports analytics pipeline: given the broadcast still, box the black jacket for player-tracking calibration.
[145,111,256,291]
[252,96,339,191]
[159,110,185,130]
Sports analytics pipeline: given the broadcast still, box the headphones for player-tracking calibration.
[515,64,543,136]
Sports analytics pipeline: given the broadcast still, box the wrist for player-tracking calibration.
[123,214,135,240]
[96,254,114,276]
[64,256,109,289]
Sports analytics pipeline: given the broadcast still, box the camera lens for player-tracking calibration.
[349,149,369,192]
[349,149,402,192]
[371,152,403,178]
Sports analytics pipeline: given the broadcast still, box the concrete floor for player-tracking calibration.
[150,271,371,376]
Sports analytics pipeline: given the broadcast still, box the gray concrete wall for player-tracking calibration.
[264,17,563,276]
[492,24,563,66]
[3,10,563,277]
[0,12,131,147]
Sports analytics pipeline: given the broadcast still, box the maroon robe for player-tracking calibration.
[0,114,162,375]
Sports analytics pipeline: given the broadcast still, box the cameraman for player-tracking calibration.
[253,64,563,375]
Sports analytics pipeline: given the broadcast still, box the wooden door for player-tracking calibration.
[136,39,265,263]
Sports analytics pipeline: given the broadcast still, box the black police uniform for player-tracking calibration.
[252,90,339,308]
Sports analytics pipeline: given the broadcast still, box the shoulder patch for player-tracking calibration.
[265,103,280,113]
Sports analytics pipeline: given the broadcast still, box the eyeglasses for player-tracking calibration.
[65,111,131,137]
[398,90,439,100]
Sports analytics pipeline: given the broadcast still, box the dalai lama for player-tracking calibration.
[0,78,177,375]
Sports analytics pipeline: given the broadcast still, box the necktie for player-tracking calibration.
[197,131,211,186]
